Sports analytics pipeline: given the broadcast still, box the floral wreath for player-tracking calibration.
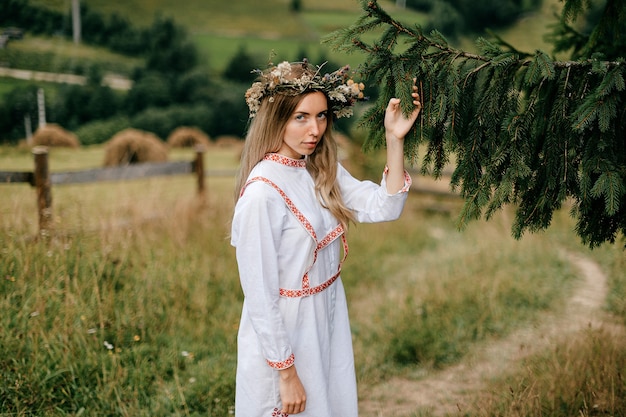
[245,59,367,119]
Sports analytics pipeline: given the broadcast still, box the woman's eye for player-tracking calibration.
[295,114,305,121]
[318,112,327,120]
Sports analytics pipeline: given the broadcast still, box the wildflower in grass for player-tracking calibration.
[104,341,114,350]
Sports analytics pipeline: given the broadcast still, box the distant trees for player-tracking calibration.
[144,16,198,75]
[0,0,255,143]
[2,0,550,146]
[0,86,39,140]
[0,0,64,35]
[81,8,143,54]
[290,0,302,13]
[0,0,197,69]
[222,45,259,83]
[53,83,120,127]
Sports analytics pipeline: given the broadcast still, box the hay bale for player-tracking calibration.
[167,126,211,149]
[32,123,80,148]
[214,135,243,149]
[103,128,168,167]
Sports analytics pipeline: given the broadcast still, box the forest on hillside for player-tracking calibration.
[0,0,545,145]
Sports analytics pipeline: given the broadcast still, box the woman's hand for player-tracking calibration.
[383,79,422,194]
[279,366,307,414]
[384,79,422,142]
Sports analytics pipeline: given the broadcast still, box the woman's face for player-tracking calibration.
[278,91,328,159]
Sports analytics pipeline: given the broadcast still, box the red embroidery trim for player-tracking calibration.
[266,353,295,369]
[383,165,413,193]
[240,176,350,299]
[264,153,306,168]
[318,224,343,250]
[244,176,318,243]
[279,269,342,298]
[272,408,289,417]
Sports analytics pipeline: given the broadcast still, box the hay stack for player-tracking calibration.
[214,135,243,149]
[32,123,80,148]
[167,126,211,149]
[103,128,168,167]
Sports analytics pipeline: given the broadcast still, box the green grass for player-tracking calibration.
[0,34,142,76]
[32,0,400,34]
[2,1,625,414]
[344,200,581,383]
[1,182,239,416]
[0,78,38,97]
[1,144,624,416]
[22,0,426,75]
[196,34,367,76]
[459,0,565,55]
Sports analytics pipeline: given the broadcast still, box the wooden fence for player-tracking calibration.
[1,146,459,235]
[0,146,231,234]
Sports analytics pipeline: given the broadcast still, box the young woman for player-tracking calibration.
[231,60,421,416]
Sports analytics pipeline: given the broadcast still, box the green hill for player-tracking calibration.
[28,0,426,73]
[25,0,562,74]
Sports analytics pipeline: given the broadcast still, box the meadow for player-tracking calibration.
[2,0,625,415]
[1,143,624,416]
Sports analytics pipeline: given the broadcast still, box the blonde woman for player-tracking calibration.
[231,60,421,416]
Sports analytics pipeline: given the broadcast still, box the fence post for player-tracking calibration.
[194,146,205,195]
[33,146,53,236]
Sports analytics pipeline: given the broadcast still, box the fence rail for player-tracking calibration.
[2,146,458,235]
[0,170,33,184]
[50,160,193,185]
[0,146,213,234]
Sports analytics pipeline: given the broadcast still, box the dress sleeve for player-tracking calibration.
[337,163,412,223]
[231,181,294,369]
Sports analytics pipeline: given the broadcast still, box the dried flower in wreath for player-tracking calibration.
[245,59,367,119]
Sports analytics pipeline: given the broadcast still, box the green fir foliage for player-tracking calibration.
[324,0,626,248]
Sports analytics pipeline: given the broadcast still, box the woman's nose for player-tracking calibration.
[309,120,320,136]
[311,119,327,137]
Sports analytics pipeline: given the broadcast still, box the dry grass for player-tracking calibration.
[467,326,626,416]
[0,143,624,417]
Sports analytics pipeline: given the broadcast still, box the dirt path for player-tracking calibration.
[0,67,132,90]
[359,250,617,417]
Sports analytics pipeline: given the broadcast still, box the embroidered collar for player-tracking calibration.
[264,153,307,168]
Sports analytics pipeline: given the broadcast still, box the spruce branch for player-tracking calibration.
[324,0,626,247]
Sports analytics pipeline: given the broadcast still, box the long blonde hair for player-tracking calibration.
[235,66,355,230]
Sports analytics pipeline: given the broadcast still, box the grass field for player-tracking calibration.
[2,0,625,415]
[1,144,624,416]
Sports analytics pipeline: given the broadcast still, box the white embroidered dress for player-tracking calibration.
[231,153,411,417]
